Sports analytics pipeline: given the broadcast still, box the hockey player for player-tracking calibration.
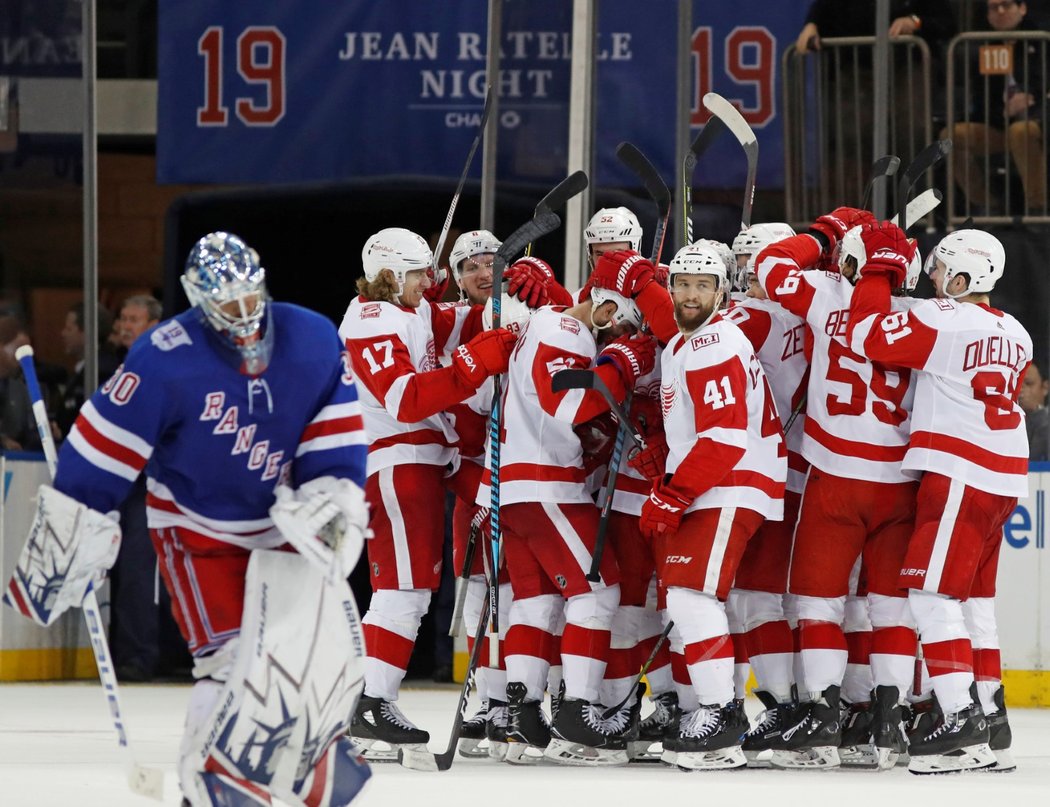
[449,229,573,309]
[5,233,373,806]
[754,208,921,770]
[485,256,657,766]
[721,227,809,765]
[732,223,796,295]
[340,227,518,758]
[593,245,787,770]
[847,225,1029,774]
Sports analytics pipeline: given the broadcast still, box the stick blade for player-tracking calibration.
[397,746,442,772]
[536,170,589,215]
[496,211,562,264]
[127,765,165,801]
[689,116,725,159]
[702,93,756,147]
[551,368,596,393]
[616,142,671,210]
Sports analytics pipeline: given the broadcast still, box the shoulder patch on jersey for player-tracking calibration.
[359,303,383,320]
[691,332,720,351]
[151,321,192,351]
[934,298,955,311]
[559,317,581,335]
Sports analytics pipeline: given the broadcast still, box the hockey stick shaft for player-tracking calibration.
[601,620,674,719]
[551,369,643,449]
[681,118,725,247]
[526,170,588,256]
[448,518,479,638]
[860,154,900,211]
[702,93,759,229]
[616,142,671,265]
[586,389,632,583]
[896,139,951,233]
[432,86,493,273]
[14,346,164,801]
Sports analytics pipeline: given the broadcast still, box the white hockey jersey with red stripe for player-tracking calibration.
[723,297,810,494]
[340,296,468,475]
[756,236,916,484]
[661,313,786,519]
[850,291,1031,496]
[478,306,622,506]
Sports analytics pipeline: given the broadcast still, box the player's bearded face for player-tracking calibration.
[672,274,722,331]
[399,269,429,308]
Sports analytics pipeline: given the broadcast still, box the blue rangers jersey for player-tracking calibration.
[54,303,367,550]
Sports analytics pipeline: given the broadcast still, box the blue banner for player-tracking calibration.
[157,1,806,189]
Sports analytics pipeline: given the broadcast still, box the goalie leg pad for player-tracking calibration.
[274,737,372,807]
[186,550,366,797]
[4,485,121,626]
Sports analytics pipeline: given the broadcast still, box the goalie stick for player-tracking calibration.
[432,85,494,277]
[616,142,671,265]
[896,139,952,233]
[702,92,759,230]
[526,169,589,256]
[14,345,165,801]
[681,117,725,247]
[860,154,900,212]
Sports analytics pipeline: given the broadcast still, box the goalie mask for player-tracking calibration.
[924,229,1005,298]
[182,232,273,375]
[362,227,433,295]
[449,229,502,282]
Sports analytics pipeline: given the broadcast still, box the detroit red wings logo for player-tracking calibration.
[661,381,678,418]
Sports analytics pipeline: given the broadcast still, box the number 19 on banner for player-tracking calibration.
[197,26,287,127]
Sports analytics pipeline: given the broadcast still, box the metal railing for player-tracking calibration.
[783,36,933,230]
[945,31,1050,226]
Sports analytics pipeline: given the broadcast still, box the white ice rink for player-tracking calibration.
[1,682,1048,807]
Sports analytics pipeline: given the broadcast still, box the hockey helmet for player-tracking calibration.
[667,243,730,292]
[924,229,1005,297]
[589,286,643,331]
[449,229,502,281]
[482,292,533,336]
[732,222,796,290]
[362,228,433,294]
[584,207,643,253]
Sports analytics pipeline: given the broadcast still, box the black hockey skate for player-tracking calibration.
[868,686,908,770]
[545,697,628,766]
[486,698,511,761]
[907,702,995,775]
[985,686,1015,772]
[457,699,490,759]
[838,698,877,767]
[672,701,749,770]
[350,695,429,762]
[631,691,678,762]
[742,690,797,767]
[772,685,842,769]
[505,683,550,765]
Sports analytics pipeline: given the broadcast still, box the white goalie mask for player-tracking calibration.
[584,207,643,256]
[732,222,795,290]
[361,227,433,294]
[182,232,272,375]
[449,229,502,282]
[482,292,533,335]
[924,229,1005,297]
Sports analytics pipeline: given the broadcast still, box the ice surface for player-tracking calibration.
[1,683,1047,806]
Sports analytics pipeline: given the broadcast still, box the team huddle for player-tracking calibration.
[342,204,1028,776]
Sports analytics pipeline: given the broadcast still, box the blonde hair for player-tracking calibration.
[356,269,399,303]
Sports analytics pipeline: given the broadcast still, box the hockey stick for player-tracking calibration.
[600,620,674,720]
[432,85,494,275]
[447,515,480,638]
[14,345,165,801]
[860,154,900,211]
[526,169,589,256]
[890,188,943,230]
[487,209,564,665]
[616,142,671,265]
[702,93,759,230]
[551,369,643,451]
[681,117,725,247]
[896,139,952,233]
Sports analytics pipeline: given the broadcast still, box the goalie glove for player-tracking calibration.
[269,476,370,585]
[4,485,121,627]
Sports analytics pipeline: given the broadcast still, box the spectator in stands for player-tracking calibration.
[795,0,956,55]
[943,0,1047,214]
[1021,360,1049,461]
[116,294,161,355]
[54,301,120,442]
[0,305,39,452]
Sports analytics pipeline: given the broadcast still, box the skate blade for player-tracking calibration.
[487,741,509,762]
[544,739,628,767]
[660,748,678,766]
[908,743,996,775]
[353,737,401,763]
[504,742,546,765]
[457,738,489,759]
[628,740,664,762]
[743,748,773,768]
[674,746,747,771]
[984,748,1016,773]
[874,746,900,770]
[839,743,879,768]
[770,746,840,769]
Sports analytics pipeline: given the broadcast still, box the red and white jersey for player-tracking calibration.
[339,296,458,475]
[478,307,615,506]
[851,296,1032,497]
[610,359,662,516]
[757,236,916,484]
[661,313,786,519]
[436,300,483,366]
[723,297,810,494]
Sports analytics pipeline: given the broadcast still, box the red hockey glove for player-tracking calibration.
[810,207,876,251]
[505,257,555,308]
[590,250,656,298]
[639,477,693,540]
[574,412,618,475]
[857,222,915,289]
[629,393,663,437]
[451,327,517,387]
[653,262,671,289]
[596,333,657,389]
[627,432,669,481]
[423,266,451,303]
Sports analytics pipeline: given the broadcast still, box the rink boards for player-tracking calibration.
[2,453,1048,704]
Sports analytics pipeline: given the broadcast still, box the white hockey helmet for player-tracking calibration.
[482,292,533,335]
[589,286,643,331]
[361,227,433,294]
[667,243,730,292]
[182,232,272,375]
[836,225,868,283]
[733,222,796,289]
[903,246,923,293]
[584,207,643,253]
[692,238,735,275]
[924,229,1005,297]
[449,229,502,281]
